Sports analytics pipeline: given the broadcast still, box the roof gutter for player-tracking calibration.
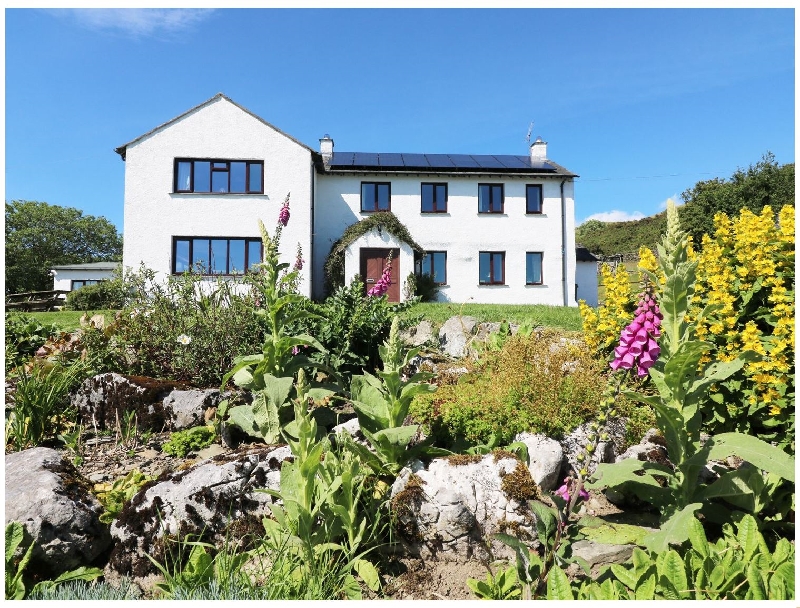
[560,179,569,307]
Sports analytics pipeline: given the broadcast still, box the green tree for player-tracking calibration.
[5,200,122,293]
[679,153,794,246]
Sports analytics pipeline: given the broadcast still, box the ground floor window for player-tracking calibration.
[479,251,505,285]
[416,251,447,284]
[172,236,262,275]
[526,252,544,284]
[71,279,100,290]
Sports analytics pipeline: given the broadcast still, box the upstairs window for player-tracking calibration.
[174,159,263,194]
[479,251,505,285]
[421,183,448,213]
[526,252,544,285]
[361,182,391,212]
[478,184,504,213]
[526,185,543,214]
[173,236,262,275]
[417,251,447,284]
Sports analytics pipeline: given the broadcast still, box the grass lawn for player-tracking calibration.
[16,310,117,332]
[401,302,582,332]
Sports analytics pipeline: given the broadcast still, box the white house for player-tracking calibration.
[116,94,588,306]
[50,262,119,292]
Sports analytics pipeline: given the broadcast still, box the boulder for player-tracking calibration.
[72,373,222,433]
[390,454,539,562]
[107,444,292,578]
[401,320,435,347]
[5,447,111,576]
[513,432,564,491]
[438,316,479,358]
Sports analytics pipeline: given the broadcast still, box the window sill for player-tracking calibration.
[525,212,546,216]
[478,212,507,217]
[478,283,509,287]
[421,211,450,215]
[525,283,547,287]
[171,192,269,197]
[360,210,392,214]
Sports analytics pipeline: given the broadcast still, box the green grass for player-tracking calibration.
[21,310,117,332]
[401,302,582,332]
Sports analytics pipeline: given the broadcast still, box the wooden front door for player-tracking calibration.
[360,248,400,302]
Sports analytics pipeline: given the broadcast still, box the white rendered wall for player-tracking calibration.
[575,262,599,307]
[343,229,415,302]
[52,269,116,291]
[314,173,578,305]
[121,97,314,297]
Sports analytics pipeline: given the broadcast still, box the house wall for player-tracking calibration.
[121,97,315,297]
[314,173,577,305]
[575,262,599,307]
[52,268,116,292]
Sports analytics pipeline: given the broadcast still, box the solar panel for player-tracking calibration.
[471,155,506,170]
[401,153,430,168]
[448,154,481,168]
[352,152,379,166]
[530,161,557,172]
[328,152,354,166]
[424,154,457,169]
[378,153,404,167]
[498,156,530,169]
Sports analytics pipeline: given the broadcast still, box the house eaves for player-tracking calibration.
[114,93,317,160]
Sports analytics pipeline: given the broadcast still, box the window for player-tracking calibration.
[526,185,543,214]
[478,184,504,213]
[71,280,100,290]
[526,252,544,285]
[479,251,505,285]
[174,159,263,194]
[361,182,391,212]
[172,236,263,275]
[421,183,448,213]
[417,251,447,284]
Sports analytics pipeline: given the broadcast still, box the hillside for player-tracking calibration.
[575,212,666,258]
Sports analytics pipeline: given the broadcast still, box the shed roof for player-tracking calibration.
[50,262,120,271]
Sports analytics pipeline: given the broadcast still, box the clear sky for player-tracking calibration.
[5,8,795,232]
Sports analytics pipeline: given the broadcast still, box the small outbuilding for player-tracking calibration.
[50,262,119,292]
[575,245,600,307]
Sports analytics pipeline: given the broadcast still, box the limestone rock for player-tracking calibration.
[390,454,539,561]
[438,316,479,358]
[513,432,564,492]
[107,444,292,578]
[401,320,435,347]
[162,388,223,430]
[5,447,111,576]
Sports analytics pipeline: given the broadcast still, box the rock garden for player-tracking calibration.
[4,201,795,600]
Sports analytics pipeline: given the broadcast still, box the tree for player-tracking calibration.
[679,153,794,246]
[5,200,123,293]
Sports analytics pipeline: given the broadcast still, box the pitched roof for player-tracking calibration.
[114,93,316,160]
[575,246,600,262]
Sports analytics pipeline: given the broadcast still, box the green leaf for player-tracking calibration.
[546,566,573,600]
[644,504,702,552]
[706,433,794,482]
[745,560,766,599]
[769,562,794,599]
[687,516,709,558]
[657,549,688,599]
[353,558,381,592]
[695,467,761,512]
[635,573,657,600]
[581,523,650,546]
[609,563,639,590]
[735,514,766,563]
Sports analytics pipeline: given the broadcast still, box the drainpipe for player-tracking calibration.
[560,179,568,307]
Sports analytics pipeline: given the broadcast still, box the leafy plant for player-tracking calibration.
[5,359,91,451]
[29,578,140,600]
[256,373,383,599]
[65,271,127,311]
[347,316,446,476]
[587,200,795,549]
[4,313,61,373]
[467,563,521,599]
[95,469,156,524]
[564,514,795,600]
[161,425,216,458]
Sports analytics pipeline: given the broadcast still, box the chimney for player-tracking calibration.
[320,134,334,161]
[530,136,547,162]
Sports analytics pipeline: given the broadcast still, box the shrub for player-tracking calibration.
[4,313,60,373]
[687,205,794,449]
[65,276,127,311]
[162,426,217,458]
[296,277,412,381]
[411,329,644,447]
[414,273,439,302]
[81,266,268,388]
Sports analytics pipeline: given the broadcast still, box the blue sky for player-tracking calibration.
[5,8,795,232]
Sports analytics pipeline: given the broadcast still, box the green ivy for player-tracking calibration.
[323,212,425,295]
